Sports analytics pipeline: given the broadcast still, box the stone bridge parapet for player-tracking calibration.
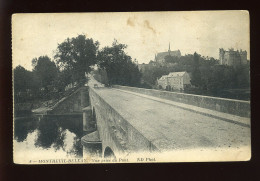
[112,85,250,118]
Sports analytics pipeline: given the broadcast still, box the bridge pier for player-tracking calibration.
[82,106,93,132]
[82,106,102,158]
[81,131,102,158]
[80,87,89,108]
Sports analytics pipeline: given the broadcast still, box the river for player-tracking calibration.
[14,114,83,161]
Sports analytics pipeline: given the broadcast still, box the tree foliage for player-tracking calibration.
[190,52,202,87]
[164,55,178,64]
[32,56,58,92]
[97,40,141,86]
[13,65,33,92]
[13,65,40,102]
[54,35,99,84]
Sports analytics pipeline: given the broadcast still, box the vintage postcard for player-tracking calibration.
[12,11,251,164]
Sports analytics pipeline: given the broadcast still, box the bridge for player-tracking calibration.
[80,76,250,162]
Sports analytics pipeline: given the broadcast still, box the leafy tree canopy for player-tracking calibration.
[190,52,202,87]
[164,55,179,64]
[54,35,99,84]
[97,40,141,86]
[32,56,58,90]
[13,65,33,92]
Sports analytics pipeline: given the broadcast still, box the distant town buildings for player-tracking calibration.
[219,48,247,67]
[155,43,181,63]
[157,71,191,91]
[138,43,181,72]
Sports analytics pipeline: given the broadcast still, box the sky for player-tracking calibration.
[12,11,250,70]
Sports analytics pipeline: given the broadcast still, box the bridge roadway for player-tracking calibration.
[93,87,250,152]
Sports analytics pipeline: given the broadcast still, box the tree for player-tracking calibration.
[32,56,58,94]
[191,52,202,87]
[53,69,72,93]
[97,40,141,86]
[13,65,32,92]
[54,35,99,84]
[235,64,250,88]
[93,69,109,85]
[164,55,179,64]
[13,65,39,102]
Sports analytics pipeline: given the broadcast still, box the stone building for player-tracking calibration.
[155,43,181,63]
[157,71,191,91]
[219,48,247,67]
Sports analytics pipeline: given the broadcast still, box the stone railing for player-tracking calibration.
[112,85,250,118]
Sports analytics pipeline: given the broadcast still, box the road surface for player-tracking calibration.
[93,87,250,151]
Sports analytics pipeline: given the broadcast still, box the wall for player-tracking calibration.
[225,51,241,67]
[168,76,182,90]
[48,87,89,114]
[89,87,158,156]
[158,78,167,89]
[183,72,191,85]
[112,85,250,118]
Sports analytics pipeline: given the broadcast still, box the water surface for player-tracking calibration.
[14,114,83,161]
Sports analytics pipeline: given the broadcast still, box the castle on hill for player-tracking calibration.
[219,48,248,67]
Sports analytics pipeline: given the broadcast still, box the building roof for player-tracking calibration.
[168,71,186,77]
[158,72,187,81]
[158,75,168,80]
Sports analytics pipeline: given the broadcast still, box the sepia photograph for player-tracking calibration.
[12,11,250,164]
